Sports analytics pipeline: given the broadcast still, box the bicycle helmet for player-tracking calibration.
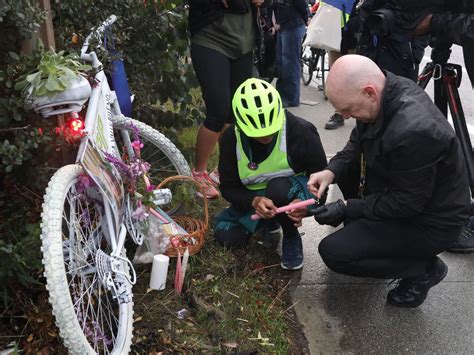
[232,78,284,138]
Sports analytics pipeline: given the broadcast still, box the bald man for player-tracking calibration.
[307,55,470,308]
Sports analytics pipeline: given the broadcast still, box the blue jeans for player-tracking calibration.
[276,24,306,107]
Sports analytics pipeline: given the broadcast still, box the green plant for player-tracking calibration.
[15,49,91,97]
[51,0,204,130]
[0,0,45,39]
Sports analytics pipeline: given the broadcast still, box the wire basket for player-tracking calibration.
[156,175,209,257]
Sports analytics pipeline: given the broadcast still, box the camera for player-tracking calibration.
[361,0,445,37]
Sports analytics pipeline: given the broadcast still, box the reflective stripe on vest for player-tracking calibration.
[236,117,296,190]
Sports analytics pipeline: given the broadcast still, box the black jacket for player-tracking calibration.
[272,0,309,29]
[219,111,327,211]
[328,72,470,238]
[431,0,474,45]
[350,0,428,80]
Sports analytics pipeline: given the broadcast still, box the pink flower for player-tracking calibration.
[76,174,94,193]
[131,140,144,150]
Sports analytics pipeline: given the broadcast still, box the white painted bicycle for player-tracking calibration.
[38,15,190,354]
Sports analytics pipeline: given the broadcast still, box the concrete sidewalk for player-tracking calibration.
[286,83,474,354]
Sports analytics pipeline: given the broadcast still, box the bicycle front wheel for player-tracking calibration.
[112,115,191,214]
[41,164,133,354]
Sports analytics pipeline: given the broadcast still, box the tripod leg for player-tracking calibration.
[444,70,474,197]
[435,73,449,117]
[417,63,434,90]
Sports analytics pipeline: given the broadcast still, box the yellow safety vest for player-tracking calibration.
[236,117,296,190]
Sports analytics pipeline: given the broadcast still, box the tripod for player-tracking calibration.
[418,47,474,198]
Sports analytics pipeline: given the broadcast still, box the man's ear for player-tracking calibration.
[363,86,377,99]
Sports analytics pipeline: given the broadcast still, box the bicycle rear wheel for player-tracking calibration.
[301,45,315,86]
[112,115,191,214]
[41,164,133,354]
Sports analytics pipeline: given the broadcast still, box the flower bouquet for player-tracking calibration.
[105,123,207,261]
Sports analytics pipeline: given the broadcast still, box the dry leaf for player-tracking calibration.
[134,316,143,323]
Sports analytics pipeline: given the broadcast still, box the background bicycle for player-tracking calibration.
[301,43,327,91]
[30,15,190,354]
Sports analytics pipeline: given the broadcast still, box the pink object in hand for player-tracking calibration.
[250,198,316,220]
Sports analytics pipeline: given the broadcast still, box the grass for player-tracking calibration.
[0,126,308,353]
[129,127,306,353]
[130,207,302,353]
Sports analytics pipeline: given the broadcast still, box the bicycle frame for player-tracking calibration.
[75,15,137,285]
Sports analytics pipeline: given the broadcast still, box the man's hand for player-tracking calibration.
[222,0,228,8]
[414,13,433,36]
[251,0,264,7]
[312,199,346,227]
[252,196,277,220]
[286,199,307,227]
[307,169,335,199]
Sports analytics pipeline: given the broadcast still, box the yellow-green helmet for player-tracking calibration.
[232,78,284,138]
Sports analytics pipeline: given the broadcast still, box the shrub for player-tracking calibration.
[0,0,204,300]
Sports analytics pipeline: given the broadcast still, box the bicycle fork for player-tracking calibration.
[97,205,137,304]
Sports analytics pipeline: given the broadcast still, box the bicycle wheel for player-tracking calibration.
[301,45,314,86]
[41,164,133,354]
[112,115,191,214]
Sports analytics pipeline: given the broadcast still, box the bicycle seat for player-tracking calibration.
[29,76,92,117]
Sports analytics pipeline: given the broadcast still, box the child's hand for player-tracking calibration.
[252,196,277,219]
[286,199,307,227]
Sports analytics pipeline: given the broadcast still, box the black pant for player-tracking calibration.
[319,219,460,279]
[190,43,253,132]
[319,164,461,279]
[215,177,299,247]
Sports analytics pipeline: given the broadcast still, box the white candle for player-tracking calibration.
[149,254,169,290]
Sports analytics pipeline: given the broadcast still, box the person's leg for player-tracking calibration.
[191,44,233,198]
[275,31,283,90]
[191,44,231,170]
[276,24,306,107]
[206,52,254,187]
[325,51,345,130]
[318,219,458,306]
[229,51,254,108]
[265,177,304,270]
[214,205,254,248]
[214,225,251,248]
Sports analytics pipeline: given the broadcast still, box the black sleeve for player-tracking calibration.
[345,133,448,220]
[284,113,327,175]
[430,12,474,45]
[327,125,361,180]
[218,127,257,211]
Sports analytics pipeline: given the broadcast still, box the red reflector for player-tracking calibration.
[70,119,84,131]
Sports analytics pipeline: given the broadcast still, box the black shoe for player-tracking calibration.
[386,257,448,308]
[446,224,474,253]
[324,113,344,130]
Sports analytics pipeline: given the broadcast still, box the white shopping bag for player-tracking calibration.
[303,2,342,52]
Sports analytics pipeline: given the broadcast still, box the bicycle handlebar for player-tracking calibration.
[81,15,118,64]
